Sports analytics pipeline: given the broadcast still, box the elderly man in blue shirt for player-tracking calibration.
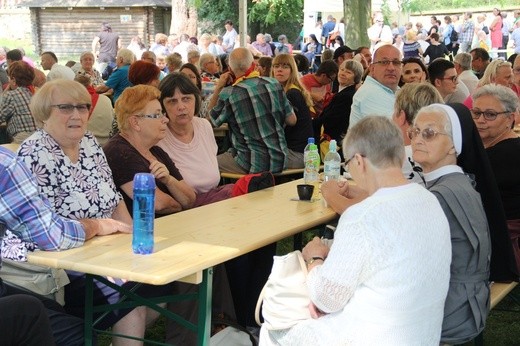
[349,45,402,129]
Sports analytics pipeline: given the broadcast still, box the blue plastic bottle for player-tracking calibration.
[132,173,156,255]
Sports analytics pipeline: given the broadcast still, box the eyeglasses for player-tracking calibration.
[343,153,365,169]
[372,60,403,67]
[470,109,510,121]
[441,75,458,83]
[134,112,167,119]
[407,127,448,141]
[51,104,91,114]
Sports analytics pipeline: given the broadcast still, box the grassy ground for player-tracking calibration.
[99,228,520,345]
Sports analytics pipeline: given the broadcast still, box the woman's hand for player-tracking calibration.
[149,160,171,185]
[302,237,329,263]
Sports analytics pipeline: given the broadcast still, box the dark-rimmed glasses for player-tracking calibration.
[407,127,448,141]
[441,75,458,83]
[470,109,510,121]
[343,153,365,170]
[372,60,403,67]
[134,112,167,119]
[51,104,91,114]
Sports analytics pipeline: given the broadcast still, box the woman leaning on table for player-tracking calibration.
[409,103,492,344]
[261,116,452,345]
[105,83,238,345]
[16,79,171,346]
[472,84,520,272]
[103,84,196,215]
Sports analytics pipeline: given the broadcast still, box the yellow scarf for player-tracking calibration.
[232,64,260,86]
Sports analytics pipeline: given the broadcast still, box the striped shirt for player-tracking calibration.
[0,147,85,253]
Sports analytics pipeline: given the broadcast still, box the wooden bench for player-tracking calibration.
[221,168,306,185]
[473,281,518,345]
[490,281,518,310]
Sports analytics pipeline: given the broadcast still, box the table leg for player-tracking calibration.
[85,274,94,346]
[197,267,213,346]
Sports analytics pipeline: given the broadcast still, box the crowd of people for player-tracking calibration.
[0,9,519,345]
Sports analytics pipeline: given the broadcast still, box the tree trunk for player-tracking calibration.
[170,0,198,37]
[344,0,371,48]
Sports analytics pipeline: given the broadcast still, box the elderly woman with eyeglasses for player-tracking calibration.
[410,104,492,344]
[472,84,520,272]
[262,116,451,345]
[14,80,174,345]
[104,84,196,215]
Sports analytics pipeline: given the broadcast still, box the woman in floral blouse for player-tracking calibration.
[17,79,170,346]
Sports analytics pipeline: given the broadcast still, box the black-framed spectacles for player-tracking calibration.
[51,104,91,114]
[407,127,449,141]
[343,153,365,170]
[134,112,167,119]
[470,109,510,121]
[441,75,458,83]
[372,60,403,67]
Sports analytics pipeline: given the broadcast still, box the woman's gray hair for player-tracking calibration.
[341,60,364,84]
[343,116,405,169]
[472,84,520,113]
[117,48,136,65]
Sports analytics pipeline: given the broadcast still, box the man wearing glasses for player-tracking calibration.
[349,45,402,129]
[428,58,469,103]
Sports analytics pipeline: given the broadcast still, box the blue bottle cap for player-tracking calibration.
[133,173,156,190]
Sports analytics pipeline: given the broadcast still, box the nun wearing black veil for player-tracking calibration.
[408,102,516,345]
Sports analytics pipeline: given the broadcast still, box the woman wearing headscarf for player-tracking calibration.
[410,103,491,344]
[410,101,518,344]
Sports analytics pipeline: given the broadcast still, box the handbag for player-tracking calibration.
[0,260,69,305]
[255,250,311,331]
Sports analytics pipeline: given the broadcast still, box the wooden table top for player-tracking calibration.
[28,179,337,285]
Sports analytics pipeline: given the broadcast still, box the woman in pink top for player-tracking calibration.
[490,8,503,52]
[157,73,233,206]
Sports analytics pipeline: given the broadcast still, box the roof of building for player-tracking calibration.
[20,0,171,8]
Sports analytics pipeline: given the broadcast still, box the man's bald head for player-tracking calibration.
[229,48,254,76]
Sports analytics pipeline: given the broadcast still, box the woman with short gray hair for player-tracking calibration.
[472,84,520,271]
[314,59,364,159]
[263,116,452,345]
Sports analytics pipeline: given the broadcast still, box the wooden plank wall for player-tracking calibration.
[30,6,171,59]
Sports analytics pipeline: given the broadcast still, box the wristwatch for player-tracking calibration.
[306,256,325,265]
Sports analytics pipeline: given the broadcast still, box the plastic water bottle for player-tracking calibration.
[323,140,341,182]
[304,144,320,198]
[132,173,156,255]
[303,137,315,165]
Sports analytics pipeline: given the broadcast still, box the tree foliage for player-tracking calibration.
[196,0,303,43]
[401,0,512,13]
[249,0,304,26]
